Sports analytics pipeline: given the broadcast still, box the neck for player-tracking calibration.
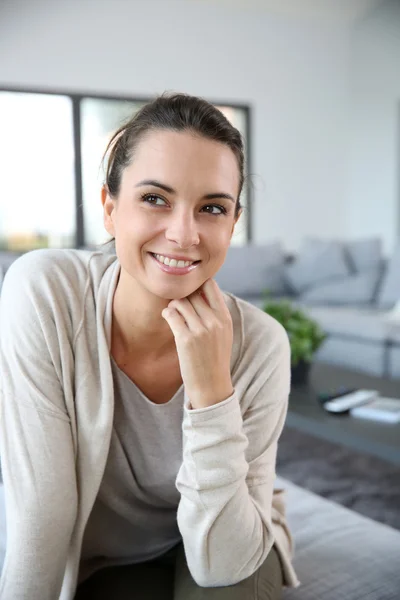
[111,270,177,358]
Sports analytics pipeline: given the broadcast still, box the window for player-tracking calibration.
[0,91,76,251]
[0,89,251,250]
[81,98,146,247]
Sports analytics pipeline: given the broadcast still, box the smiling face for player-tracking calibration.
[102,129,242,300]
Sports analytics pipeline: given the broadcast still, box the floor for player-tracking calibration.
[277,424,400,531]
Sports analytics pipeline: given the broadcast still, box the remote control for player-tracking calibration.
[318,387,357,404]
[323,389,379,413]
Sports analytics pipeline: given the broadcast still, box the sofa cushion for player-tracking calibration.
[276,476,400,600]
[389,346,400,379]
[295,304,391,342]
[386,305,400,343]
[299,268,381,306]
[303,236,382,273]
[345,237,382,272]
[384,300,400,332]
[314,336,386,377]
[389,327,400,343]
[214,242,288,297]
[284,240,351,294]
[377,243,400,309]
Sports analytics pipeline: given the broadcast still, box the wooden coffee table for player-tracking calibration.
[287,362,400,465]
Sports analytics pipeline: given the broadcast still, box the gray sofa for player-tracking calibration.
[277,475,400,599]
[214,238,400,380]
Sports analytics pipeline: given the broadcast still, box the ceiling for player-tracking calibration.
[196,0,386,24]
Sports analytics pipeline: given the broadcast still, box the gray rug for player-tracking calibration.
[276,425,400,531]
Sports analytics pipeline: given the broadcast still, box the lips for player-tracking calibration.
[148,252,201,275]
[150,253,201,264]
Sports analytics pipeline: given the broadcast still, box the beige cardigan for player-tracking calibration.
[0,248,300,599]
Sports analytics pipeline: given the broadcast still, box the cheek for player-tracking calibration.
[115,206,145,238]
[212,224,234,247]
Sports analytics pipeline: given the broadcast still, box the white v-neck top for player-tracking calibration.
[0,248,300,599]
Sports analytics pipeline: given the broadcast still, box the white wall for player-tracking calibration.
[347,0,400,255]
[0,0,394,254]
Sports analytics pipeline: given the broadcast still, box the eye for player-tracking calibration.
[140,193,227,216]
[141,193,166,206]
[202,204,227,215]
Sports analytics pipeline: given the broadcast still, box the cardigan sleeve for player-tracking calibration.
[175,315,290,588]
[0,256,78,600]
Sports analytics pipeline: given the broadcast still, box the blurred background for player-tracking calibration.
[0,0,399,254]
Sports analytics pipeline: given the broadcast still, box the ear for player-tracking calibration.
[101,185,116,237]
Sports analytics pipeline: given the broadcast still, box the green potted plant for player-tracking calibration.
[262,293,327,385]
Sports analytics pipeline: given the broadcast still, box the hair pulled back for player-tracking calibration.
[102,92,244,221]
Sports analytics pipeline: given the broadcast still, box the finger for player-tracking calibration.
[186,290,215,324]
[198,289,210,307]
[186,287,230,331]
[197,279,229,315]
[167,299,204,333]
[161,306,188,336]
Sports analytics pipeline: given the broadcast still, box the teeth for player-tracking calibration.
[155,254,195,268]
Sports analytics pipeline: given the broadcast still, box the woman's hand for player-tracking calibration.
[161,279,234,409]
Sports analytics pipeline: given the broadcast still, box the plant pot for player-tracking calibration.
[291,359,311,385]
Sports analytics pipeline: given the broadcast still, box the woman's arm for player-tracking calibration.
[0,256,78,600]
[175,315,290,587]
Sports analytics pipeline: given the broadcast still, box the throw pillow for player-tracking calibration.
[284,240,351,294]
[300,268,382,306]
[345,237,382,272]
[303,236,382,272]
[214,242,288,297]
[377,243,400,309]
[385,300,400,323]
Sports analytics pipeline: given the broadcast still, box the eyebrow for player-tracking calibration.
[135,179,236,204]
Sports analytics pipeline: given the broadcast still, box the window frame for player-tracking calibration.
[0,86,253,248]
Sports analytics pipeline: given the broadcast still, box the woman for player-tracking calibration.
[0,93,300,599]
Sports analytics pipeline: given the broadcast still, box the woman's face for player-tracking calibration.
[102,129,242,300]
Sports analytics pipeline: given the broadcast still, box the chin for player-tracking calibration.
[149,281,202,301]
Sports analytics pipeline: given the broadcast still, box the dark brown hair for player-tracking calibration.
[101,92,244,244]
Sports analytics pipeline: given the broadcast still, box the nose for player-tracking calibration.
[165,207,200,249]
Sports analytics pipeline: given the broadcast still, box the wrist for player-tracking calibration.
[187,383,234,410]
